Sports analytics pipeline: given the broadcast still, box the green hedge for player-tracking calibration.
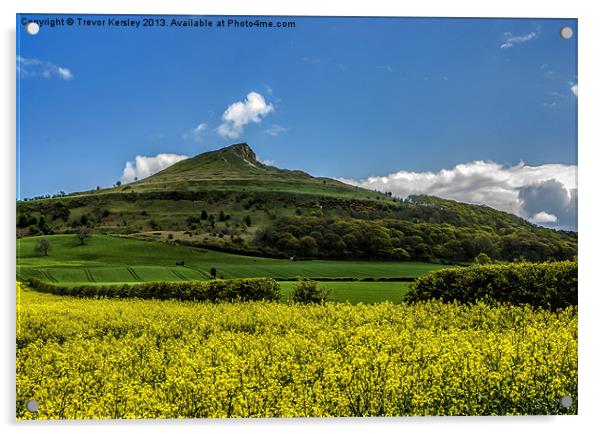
[27,277,281,302]
[406,261,577,309]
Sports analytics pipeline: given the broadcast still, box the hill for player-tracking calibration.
[16,143,577,263]
[132,143,361,195]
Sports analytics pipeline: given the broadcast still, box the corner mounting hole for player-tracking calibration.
[560,27,573,40]
[560,395,573,408]
[26,22,40,35]
[26,399,39,412]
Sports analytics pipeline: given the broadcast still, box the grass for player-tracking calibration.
[279,281,411,304]
[17,234,448,281]
[17,234,444,303]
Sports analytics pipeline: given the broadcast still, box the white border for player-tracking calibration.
[2,1,600,433]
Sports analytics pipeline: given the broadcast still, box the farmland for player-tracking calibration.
[17,234,442,303]
[16,285,578,419]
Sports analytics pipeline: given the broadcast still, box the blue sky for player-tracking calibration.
[17,15,578,229]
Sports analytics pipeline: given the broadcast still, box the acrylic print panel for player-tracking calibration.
[16,14,577,419]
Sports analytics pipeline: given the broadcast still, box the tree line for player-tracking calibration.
[254,215,577,263]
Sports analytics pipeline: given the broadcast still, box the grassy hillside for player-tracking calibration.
[133,143,363,195]
[17,143,577,263]
[17,234,448,286]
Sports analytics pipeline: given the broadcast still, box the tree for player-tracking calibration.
[115,181,122,187]
[76,227,91,245]
[35,238,51,256]
[299,235,318,256]
[391,247,411,261]
[210,267,217,279]
[243,215,252,227]
[36,215,50,234]
[200,210,208,220]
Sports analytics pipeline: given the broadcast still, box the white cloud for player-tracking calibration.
[56,67,73,80]
[182,122,207,143]
[532,211,558,223]
[500,28,540,49]
[121,153,189,183]
[571,84,578,96]
[302,56,320,64]
[339,160,577,230]
[217,92,274,139]
[263,124,288,137]
[17,56,73,80]
[257,157,275,166]
[377,65,394,72]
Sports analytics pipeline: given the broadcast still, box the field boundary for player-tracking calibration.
[406,261,577,310]
[26,277,281,302]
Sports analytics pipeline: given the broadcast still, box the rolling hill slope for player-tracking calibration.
[17,143,577,263]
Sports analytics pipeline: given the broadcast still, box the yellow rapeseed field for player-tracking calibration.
[16,283,577,419]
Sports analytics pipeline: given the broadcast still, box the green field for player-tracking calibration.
[17,234,444,303]
[279,281,411,304]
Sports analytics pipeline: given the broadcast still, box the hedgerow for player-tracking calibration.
[406,261,577,309]
[26,277,280,302]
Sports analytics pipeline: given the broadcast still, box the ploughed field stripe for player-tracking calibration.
[39,270,58,282]
[171,269,187,281]
[84,268,96,283]
[126,267,142,282]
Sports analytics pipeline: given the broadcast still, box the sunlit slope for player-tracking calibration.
[82,143,384,199]
[17,234,449,284]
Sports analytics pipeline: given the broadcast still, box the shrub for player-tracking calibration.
[474,252,492,264]
[290,279,329,304]
[27,277,281,303]
[406,261,577,310]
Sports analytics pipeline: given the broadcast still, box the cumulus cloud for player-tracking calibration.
[339,161,577,231]
[182,122,207,143]
[500,28,540,49]
[263,124,288,137]
[518,180,577,230]
[121,153,189,183]
[217,92,274,139]
[571,84,578,96]
[532,211,558,223]
[17,56,73,80]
